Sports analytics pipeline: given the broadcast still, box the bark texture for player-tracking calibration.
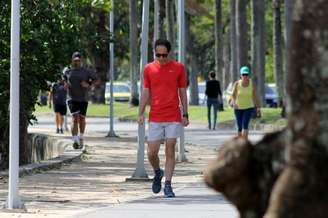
[205,1,328,217]
[129,0,139,106]
[273,0,284,106]
[236,0,249,70]
[251,0,266,106]
[230,0,238,82]
[214,0,223,82]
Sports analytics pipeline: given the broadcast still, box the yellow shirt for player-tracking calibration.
[236,80,254,109]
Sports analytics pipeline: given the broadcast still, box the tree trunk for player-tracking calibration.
[236,0,249,70]
[129,0,139,106]
[185,14,199,105]
[230,0,238,83]
[223,29,231,90]
[251,0,266,106]
[214,0,223,83]
[166,0,175,47]
[204,1,328,217]
[86,11,108,104]
[159,0,166,39]
[273,0,284,106]
[281,0,294,116]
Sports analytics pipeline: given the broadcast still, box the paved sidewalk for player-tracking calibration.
[0,116,263,218]
[75,183,238,218]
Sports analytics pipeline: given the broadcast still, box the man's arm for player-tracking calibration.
[138,88,150,125]
[179,87,189,127]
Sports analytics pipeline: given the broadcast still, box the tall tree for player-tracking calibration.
[166,0,175,51]
[251,0,266,106]
[159,0,166,39]
[236,0,249,70]
[205,1,328,217]
[230,0,238,82]
[214,0,223,83]
[185,14,199,105]
[273,0,284,106]
[129,0,139,105]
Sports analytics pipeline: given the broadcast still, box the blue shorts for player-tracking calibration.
[234,108,255,132]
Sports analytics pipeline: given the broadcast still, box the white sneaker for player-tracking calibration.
[72,136,80,149]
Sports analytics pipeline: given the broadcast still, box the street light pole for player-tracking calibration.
[7,0,23,209]
[177,0,187,162]
[107,0,117,138]
[127,0,150,181]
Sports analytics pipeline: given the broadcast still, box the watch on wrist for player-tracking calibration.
[183,113,189,119]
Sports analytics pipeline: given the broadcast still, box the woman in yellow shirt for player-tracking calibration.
[230,66,261,139]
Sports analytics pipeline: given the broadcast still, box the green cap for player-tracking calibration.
[240,66,250,75]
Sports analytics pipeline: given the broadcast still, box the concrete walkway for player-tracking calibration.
[0,115,263,218]
[75,183,238,218]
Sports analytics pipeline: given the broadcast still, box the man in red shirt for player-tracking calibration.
[138,39,189,198]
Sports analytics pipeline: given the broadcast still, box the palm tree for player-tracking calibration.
[166,0,175,55]
[236,0,248,70]
[273,0,283,106]
[129,0,139,105]
[230,0,238,82]
[185,13,199,105]
[214,0,223,84]
[251,0,266,106]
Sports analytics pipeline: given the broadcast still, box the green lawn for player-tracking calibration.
[35,102,286,126]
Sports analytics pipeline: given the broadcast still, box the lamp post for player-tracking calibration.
[107,0,117,138]
[177,0,187,162]
[7,0,23,209]
[127,0,150,181]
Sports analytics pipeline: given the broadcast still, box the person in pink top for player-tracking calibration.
[138,39,189,198]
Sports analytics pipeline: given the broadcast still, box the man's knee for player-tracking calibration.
[147,142,160,158]
[165,140,176,158]
[72,114,79,124]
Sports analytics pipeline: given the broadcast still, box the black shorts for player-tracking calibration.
[68,100,88,116]
[54,104,67,116]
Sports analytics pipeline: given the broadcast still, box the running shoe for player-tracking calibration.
[152,169,164,194]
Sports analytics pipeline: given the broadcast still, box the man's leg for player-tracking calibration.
[147,140,161,171]
[78,102,88,148]
[148,140,163,194]
[79,115,86,134]
[55,113,60,133]
[71,114,79,135]
[164,138,176,182]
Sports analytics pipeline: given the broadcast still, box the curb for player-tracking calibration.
[0,144,83,178]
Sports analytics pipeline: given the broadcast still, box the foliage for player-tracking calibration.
[0,0,86,164]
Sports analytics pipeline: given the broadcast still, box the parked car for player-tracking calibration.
[187,82,207,105]
[223,82,278,108]
[105,82,130,103]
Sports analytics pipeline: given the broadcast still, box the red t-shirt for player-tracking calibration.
[144,60,187,122]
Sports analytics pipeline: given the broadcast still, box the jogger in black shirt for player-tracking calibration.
[205,71,222,130]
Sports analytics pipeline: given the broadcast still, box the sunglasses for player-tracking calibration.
[155,53,168,58]
[241,74,249,76]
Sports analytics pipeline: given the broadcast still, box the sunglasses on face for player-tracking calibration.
[241,74,249,77]
[155,53,168,58]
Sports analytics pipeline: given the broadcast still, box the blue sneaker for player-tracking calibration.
[164,182,175,198]
[152,169,164,194]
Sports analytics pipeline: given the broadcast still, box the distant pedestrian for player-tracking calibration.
[63,52,99,149]
[230,66,260,139]
[48,75,67,134]
[205,71,222,130]
[138,39,189,198]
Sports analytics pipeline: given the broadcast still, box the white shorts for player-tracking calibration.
[148,122,182,141]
